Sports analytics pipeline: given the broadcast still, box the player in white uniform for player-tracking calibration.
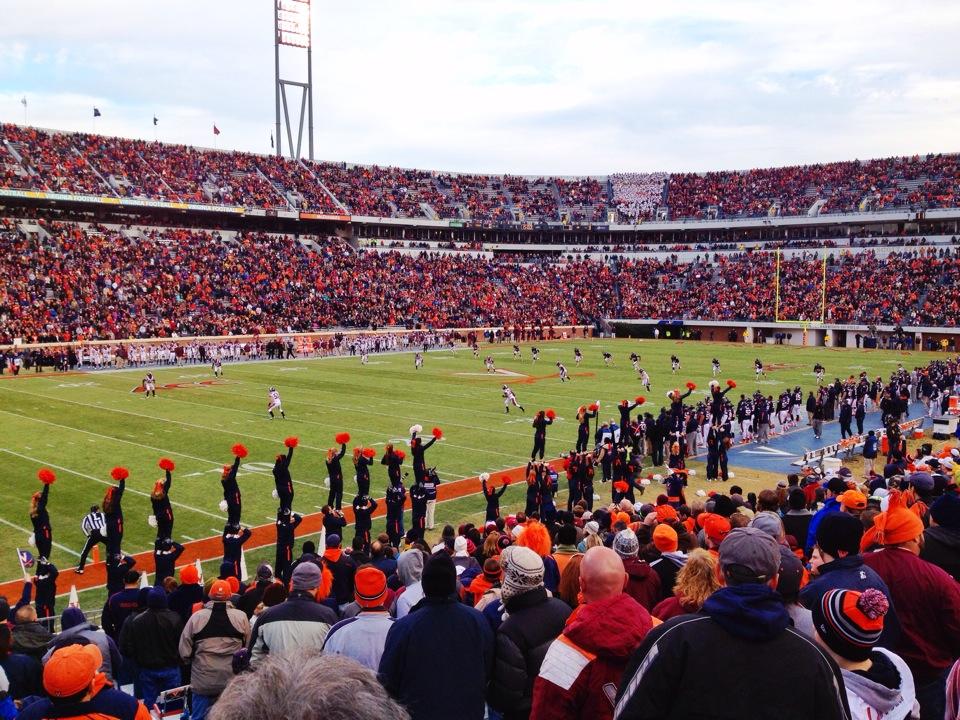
[360,349,369,365]
[670,355,681,374]
[531,347,540,364]
[814,363,825,385]
[512,345,521,360]
[574,347,582,366]
[143,372,156,397]
[213,358,223,377]
[630,352,641,373]
[755,359,765,380]
[267,387,285,419]
[712,358,721,377]
[485,356,496,373]
[414,352,423,369]
[603,352,613,366]
[639,368,651,391]
[502,384,525,413]
[556,361,570,382]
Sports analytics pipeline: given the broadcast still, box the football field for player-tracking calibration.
[0,337,927,589]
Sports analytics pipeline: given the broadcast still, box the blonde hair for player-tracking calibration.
[557,553,584,608]
[673,548,720,610]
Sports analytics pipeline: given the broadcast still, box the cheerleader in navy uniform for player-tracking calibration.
[150,459,175,541]
[481,473,509,522]
[381,444,404,491]
[617,398,643,448]
[34,558,58,628]
[564,454,582,511]
[221,524,252,579]
[385,479,406,547]
[153,538,184,586]
[409,483,428,541]
[275,508,302,582]
[273,437,297,512]
[524,462,542,516]
[708,379,736,425]
[575,403,599,452]
[103,467,128,556]
[579,452,596,510]
[220,445,246,526]
[354,446,375,497]
[409,425,439,485]
[531,410,554,460]
[539,468,558,524]
[30,469,55,561]
[326,433,349,510]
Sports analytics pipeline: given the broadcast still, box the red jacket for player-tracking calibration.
[621,557,662,611]
[862,546,960,685]
[530,593,653,720]
[651,594,700,622]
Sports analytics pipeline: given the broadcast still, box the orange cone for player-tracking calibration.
[92,546,100,564]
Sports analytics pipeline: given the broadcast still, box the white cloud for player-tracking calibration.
[0,0,958,174]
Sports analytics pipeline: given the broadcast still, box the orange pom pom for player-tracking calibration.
[613,480,629,493]
[545,408,556,420]
[362,448,376,459]
[635,396,646,405]
[686,382,696,391]
[588,403,599,412]
[335,432,351,445]
[37,468,56,485]
[726,379,736,388]
[111,467,129,481]
[158,458,175,472]
[395,450,406,461]
[502,476,512,486]
[284,437,299,449]
[232,444,248,458]
[431,427,443,439]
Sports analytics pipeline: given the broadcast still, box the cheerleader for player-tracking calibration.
[34,558,58,627]
[578,452,596,511]
[524,463,542,516]
[103,468,128,556]
[409,425,438,485]
[30,470,54,561]
[153,538,185,586]
[667,442,685,472]
[274,439,297,513]
[385,479,406,547]
[409,483,428,541]
[220,450,243,526]
[221,524,252,579]
[617,398,642,448]
[539,468,558,524]
[575,402,599,452]
[150,459,175,541]
[354,446,374,497]
[708,379,735,425]
[275,508,302,582]
[381,444,404,490]
[325,436,348,510]
[481,473,509,522]
[531,410,553,460]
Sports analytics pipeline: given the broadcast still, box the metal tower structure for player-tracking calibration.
[274,0,314,160]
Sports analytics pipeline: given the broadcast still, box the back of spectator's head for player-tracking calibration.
[749,511,784,542]
[812,588,889,662]
[180,564,200,585]
[718,527,780,586]
[826,477,847,496]
[756,489,779,512]
[209,580,232,602]
[60,607,86,631]
[653,524,678,553]
[209,651,409,720]
[354,567,387,609]
[580,546,627,603]
[291,563,322,593]
[557,523,577,546]
[124,569,140,586]
[421,554,457,599]
[499,546,544,602]
[15,605,36,624]
[302,541,316,555]
[787,488,806,511]
[613,529,639,559]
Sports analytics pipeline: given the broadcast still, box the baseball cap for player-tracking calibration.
[702,513,732,545]
[718,527,781,584]
[839,490,867,511]
[43,644,103,698]
[354,567,387,608]
[209,579,232,601]
[256,563,274,581]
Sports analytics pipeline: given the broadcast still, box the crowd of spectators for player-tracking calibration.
[6,125,956,223]
[3,217,960,343]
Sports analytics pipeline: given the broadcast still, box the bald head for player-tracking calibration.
[579,546,627,603]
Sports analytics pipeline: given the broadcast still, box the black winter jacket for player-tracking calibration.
[487,587,572,720]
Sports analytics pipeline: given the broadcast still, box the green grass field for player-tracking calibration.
[0,337,926,586]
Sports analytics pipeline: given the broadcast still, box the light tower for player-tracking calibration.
[274,0,314,160]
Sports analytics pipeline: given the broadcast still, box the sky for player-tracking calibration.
[1,0,958,175]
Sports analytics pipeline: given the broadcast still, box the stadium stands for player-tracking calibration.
[3,124,958,220]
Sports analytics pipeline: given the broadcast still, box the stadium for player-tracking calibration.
[1,2,960,720]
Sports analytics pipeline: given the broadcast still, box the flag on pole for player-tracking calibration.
[153,116,158,126]
[15,547,30,581]
[139,571,150,589]
[239,547,249,583]
[68,585,80,608]
[213,124,221,136]
[93,107,102,118]
[20,97,27,108]
[194,557,204,585]
[270,133,274,149]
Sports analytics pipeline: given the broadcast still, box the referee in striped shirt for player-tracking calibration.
[76,505,107,574]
